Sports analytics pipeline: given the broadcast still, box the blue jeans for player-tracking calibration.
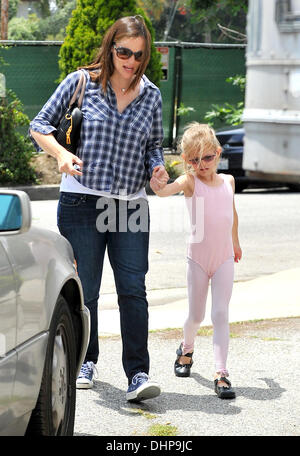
[57,192,150,384]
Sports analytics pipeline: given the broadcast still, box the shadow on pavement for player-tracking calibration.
[91,374,286,418]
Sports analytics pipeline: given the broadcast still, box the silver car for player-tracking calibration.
[0,190,90,436]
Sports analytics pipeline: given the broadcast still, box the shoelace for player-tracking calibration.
[131,372,149,385]
[79,361,98,379]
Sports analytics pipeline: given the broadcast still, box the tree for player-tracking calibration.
[55,0,71,6]
[8,14,43,40]
[137,0,165,22]
[1,0,8,39]
[58,0,162,86]
[136,0,188,41]
[0,89,37,184]
[36,0,51,18]
[137,0,247,42]
[6,0,76,41]
[39,0,76,41]
[188,0,248,19]
[0,43,37,184]
[0,0,19,22]
[187,0,248,42]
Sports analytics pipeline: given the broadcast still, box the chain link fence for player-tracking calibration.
[0,41,245,149]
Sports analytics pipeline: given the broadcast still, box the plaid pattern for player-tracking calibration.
[29,70,164,195]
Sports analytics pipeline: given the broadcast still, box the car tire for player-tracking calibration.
[235,183,246,193]
[26,295,77,436]
[288,184,300,192]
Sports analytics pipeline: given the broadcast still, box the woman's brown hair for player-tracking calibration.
[80,15,151,93]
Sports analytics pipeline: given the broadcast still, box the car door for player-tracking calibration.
[0,240,17,429]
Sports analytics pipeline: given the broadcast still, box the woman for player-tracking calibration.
[30,15,168,402]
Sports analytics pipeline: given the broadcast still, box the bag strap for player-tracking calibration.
[69,70,86,109]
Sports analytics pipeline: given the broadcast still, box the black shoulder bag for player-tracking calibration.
[54,70,86,155]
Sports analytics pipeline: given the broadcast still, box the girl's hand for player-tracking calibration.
[150,178,160,193]
[57,150,83,176]
[150,166,169,192]
[233,243,242,263]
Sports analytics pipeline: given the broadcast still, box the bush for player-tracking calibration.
[204,75,245,127]
[7,1,76,41]
[58,0,163,86]
[8,14,43,41]
[0,90,37,185]
[165,158,182,180]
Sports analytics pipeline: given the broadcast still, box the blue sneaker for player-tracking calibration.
[76,361,98,389]
[126,372,161,402]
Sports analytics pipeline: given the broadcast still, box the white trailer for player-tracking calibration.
[243,0,300,184]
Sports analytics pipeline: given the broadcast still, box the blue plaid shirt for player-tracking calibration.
[29,70,164,195]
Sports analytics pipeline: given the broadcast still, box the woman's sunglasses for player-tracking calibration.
[113,44,143,62]
[188,154,216,165]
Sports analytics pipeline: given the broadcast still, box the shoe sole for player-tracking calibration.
[76,381,94,389]
[217,391,236,399]
[127,384,161,402]
[215,388,236,399]
[174,368,191,377]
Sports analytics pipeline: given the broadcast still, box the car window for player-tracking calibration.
[0,195,22,231]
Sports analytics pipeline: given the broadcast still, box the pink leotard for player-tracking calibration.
[186,173,234,277]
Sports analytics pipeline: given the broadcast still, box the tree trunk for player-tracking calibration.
[1,0,9,40]
[204,18,211,43]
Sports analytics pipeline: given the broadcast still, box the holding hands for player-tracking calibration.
[150,165,169,192]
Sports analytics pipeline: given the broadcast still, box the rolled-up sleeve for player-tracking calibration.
[29,71,81,152]
[144,93,164,178]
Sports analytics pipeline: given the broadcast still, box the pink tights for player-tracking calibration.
[182,256,234,376]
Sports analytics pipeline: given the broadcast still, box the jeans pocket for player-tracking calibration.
[59,192,85,207]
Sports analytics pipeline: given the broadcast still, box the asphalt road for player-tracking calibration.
[31,188,300,296]
[73,317,300,438]
[30,188,300,438]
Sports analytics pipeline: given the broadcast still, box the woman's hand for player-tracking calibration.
[30,130,83,176]
[57,149,83,176]
[150,165,169,192]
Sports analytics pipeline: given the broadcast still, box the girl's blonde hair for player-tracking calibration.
[178,122,221,173]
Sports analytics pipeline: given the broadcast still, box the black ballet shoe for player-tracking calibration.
[214,376,236,399]
[174,343,193,377]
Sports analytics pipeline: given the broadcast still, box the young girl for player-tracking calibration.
[151,122,242,399]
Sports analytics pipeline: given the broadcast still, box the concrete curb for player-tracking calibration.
[97,267,300,336]
[0,183,155,201]
[0,184,60,201]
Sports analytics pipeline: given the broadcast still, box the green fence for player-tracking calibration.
[0,41,245,149]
